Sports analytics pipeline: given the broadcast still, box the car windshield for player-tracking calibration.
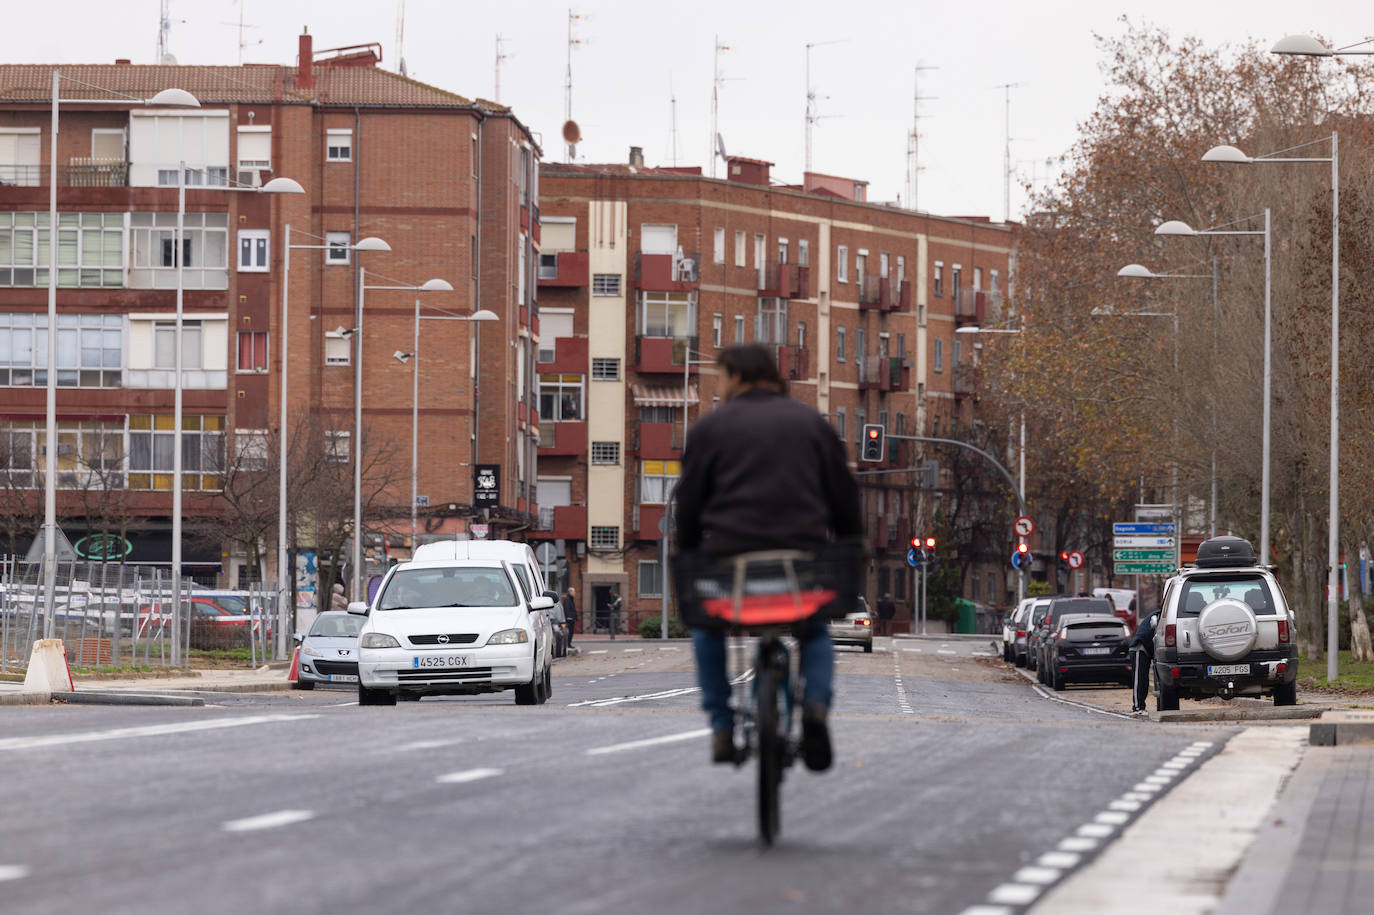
[206,595,248,612]
[376,566,518,610]
[309,614,366,638]
[1063,620,1127,640]
[1179,574,1274,617]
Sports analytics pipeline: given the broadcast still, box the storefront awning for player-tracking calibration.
[631,383,700,408]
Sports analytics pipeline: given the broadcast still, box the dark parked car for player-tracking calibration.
[1034,597,1115,681]
[1042,613,1132,691]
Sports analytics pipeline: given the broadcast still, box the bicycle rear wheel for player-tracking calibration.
[755,649,783,845]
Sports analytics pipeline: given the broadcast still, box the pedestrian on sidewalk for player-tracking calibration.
[877,592,896,636]
[1129,607,1159,714]
[562,587,578,645]
[330,582,348,612]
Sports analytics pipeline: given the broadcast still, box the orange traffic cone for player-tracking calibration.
[286,646,301,682]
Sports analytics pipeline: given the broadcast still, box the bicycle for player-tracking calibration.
[729,621,800,844]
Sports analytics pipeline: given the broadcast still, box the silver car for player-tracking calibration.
[829,607,874,652]
[295,611,366,690]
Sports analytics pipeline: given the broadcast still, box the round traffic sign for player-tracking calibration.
[1067,550,1084,570]
[1013,515,1035,537]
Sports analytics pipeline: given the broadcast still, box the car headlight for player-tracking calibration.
[301,643,323,657]
[360,632,402,649]
[486,628,529,646]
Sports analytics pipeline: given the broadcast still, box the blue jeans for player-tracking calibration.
[692,617,834,733]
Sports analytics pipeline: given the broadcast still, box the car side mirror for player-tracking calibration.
[346,601,369,616]
[530,595,555,611]
[293,632,305,645]
[543,590,560,601]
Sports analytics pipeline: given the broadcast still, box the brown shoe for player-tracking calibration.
[711,729,737,764]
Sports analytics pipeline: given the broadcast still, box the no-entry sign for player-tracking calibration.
[1013,515,1035,537]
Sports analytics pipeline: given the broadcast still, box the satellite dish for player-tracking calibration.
[561,120,581,144]
[715,133,727,161]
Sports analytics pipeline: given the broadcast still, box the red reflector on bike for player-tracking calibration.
[701,590,838,626]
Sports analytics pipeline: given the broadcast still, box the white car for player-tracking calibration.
[352,549,555,707]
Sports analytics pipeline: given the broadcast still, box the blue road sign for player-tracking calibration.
[1113,522,1176,535]
[1011,551,1025,570]
[907,549,920,567]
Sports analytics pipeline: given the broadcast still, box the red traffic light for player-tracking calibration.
[925,537,936,548]
[867,428,880,439]
[1017,542,1029,554]
[910,537,920,549]
[1059,551,1069,560]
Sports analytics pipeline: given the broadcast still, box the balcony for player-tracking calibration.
[537,250,589,288]
[537,420,586,456]
[631,420,684,459]
[775,345,810,382]
[858,355,905,392]
[634,335,699,374]
[954,288,1004,325]
[531,503,587,541]
[634,251,699,291]
[897,279,913,312]
[632,502,668,540]
[758,262,811,299]
[0,160,130,188]
[537,335,588,374]
[858,276,894,312]
[953,364,976,399]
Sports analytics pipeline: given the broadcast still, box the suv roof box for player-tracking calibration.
[1194,535,1256,569]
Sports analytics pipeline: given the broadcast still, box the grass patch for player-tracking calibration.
[1297,651,1374,692]
[189,647,255,663]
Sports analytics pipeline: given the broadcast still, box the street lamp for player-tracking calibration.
[394,306,497,552]
[1154,213,1271,561]
[353,271,453,599]
[1202,132,1341,681]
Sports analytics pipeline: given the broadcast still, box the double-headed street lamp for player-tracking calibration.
[352,270,454,599]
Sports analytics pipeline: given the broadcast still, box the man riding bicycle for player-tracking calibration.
[674,344,863,771]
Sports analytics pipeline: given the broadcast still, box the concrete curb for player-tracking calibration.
[1308,709,1374,745]
[1160,705,1326,723]
[55,691,205,708]
[892,632,992,642]
[0,690,51,706]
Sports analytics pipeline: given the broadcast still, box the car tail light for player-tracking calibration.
[1277,620,1290,643]
[1059,667,1068,673]
[1016,630,1025,638]
[1165,624,1176,648]
[859,618,871,627]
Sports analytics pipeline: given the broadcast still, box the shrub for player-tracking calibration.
[638,614,690,639]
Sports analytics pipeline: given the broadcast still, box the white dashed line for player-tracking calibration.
[586,728,712,756]
[325,700,357,707]
[222,809,315,833]
[1077,823,1116,838]
[0,865,29,882]
[892,650,914,714]
[623,648,643,653]
[937,649,957,656]
[436,767,503,784]
[1038,851,1081,869]
[1094,811,1131,826]
[959,906,1014,915]
[658,646,681,651]
[988,883,1041,905]
[902,647,922,653]
[398,739,463,751]
[588,650,608,654]
[1011,866,1061,885]
[1058,836,1098,852]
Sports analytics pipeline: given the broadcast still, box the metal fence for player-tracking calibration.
[1,557,279,673]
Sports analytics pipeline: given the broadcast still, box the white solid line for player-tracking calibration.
[1038,851,1081,869]
[0,714,318,752]
[988,883,1041,905]
[0,865,29,882]
[222,809,315,833]
[1077,823,1116,838]
[436,767,503,784]
[623,648,643,653]
[1095,811,1131,825]
[588,650,608,654]
[1012,866,1061,885]
[1058,837,1098,852]
[325,701,357,707]
[959,907,1014,915]
[399,739,462,751]
[659,646,681,651]
[937,649,957,656]
[586,728,712,756]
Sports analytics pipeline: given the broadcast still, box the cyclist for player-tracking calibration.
[674,344,862,770]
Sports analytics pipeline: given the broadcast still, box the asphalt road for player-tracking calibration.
[0,637,1231,914]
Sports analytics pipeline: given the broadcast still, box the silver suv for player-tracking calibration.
[1152,535,1298,710]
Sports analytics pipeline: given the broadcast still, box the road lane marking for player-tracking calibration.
[658,646,681,651]
[937,649,957,656]
[1058,837,1098,852]
[588,650,608,654]
[1012,866,1060,885]
[586,728,711,756]
[0,865,29,882]
[0,714,319,752]
[1094,810,1131,825]
[1108,799,1141,812]
[1077,823,1115,838]
[325,701,357,707]
[623,648,643,653]
[958,907,1013,915]
[399,739,463,751]
[222,809,315,833]
[988,883,1041,905]
[1038,852,1081,869]
[436,768,503,784]
[567,686,700,708]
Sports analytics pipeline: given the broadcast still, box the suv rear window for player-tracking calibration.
[1178,574,1274,617]
[1064,621,1128,641]
[1047,598,1113,621]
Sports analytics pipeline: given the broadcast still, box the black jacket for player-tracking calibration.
[1130,611,1159,656]
[674,388,862,557]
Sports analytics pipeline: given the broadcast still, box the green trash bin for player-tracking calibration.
[954,598,977,634]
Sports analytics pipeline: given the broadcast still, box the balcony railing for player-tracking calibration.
[858,355,904,391]
[530,503,587,540]
[631,419,685,456]
[0,160,130,187]
[775,345,810,381]
[954,288,1004,325]
[634,335,700,373]
[634,251,699,289]
[537,250,589,287]
[858,275,894,310]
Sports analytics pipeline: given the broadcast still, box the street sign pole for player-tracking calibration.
[920,557,928,636]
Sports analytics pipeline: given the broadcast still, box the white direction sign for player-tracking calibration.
[1013,515,1035,537]
[1113,536,1176,548]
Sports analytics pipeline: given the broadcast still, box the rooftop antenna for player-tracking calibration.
[395,0,408,76]
[494,34,510,102]
[157,0,174,64]
[709,36,734,178]
[805,39,847,174]
[996,82,1024,221]
[906,64,938,211]
[565,9,587,163]
[669,75,678,167]
[222,1,262,66]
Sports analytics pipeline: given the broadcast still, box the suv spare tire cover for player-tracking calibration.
[1196,598,1258,661]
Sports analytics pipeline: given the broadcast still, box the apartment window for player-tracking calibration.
[835,406,846,441]
[0,128,41,186]
[153,320,203,371]
[591,441,620,464]
[836,326,846,363]
[734,314,745,343]
[880,252,889,278]
[638,290,695,338]
[236,430,269,471]
[128,414,224,491]
[537,252,559,280]
[237,229,269,272]
[753,233,765,267]
[591,358,620,381]
[933,338,944,372]
[756,297,786,345]
[796,322,806,350]
[538,310,573,363]
[640,224,677,255]
[7,419,123,488]
[799,238,810,267]
[777,239,789,264]
[712,313,722,347]
[856,328,866,362]
[326,129,353,162]
[592,273,621,296]
[639,406,677,424]
[590,526,619,549]
[990,269,1000,291]
[0,312,121,388]
[129,212,228,289]
[974,267,983,290]
[325,429,349,463]
[734,230,746,266]
[236,127,270,170]
[897,333,906,359]
[952,264,962,298]
[128,111,229,188]
[0,212,125,288]
[325,231,350,265]
[878,332,890,359]
[91,128,126,163]
[713,227,725,264]
[896,412,905,435]
[837,245,848,283]
[324,330,351,366]
[856,253,867,288]
[918,303,926,326]
[897,255,906,286]
[538,373,584,422]
[0,425,34,486]
[934,261,944,297]
[236,331,268,373]
[638,560,663,598]
[639,459,681,504]
[952,339,962,365]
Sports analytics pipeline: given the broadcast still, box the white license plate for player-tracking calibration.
[414,654,471,669]
[1080,647,1112,656]
[1208,664,1250,676]
[328,674,359,683]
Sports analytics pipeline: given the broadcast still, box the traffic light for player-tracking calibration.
[1058,551,1070,574]
[861,424,886,462]
[1013,541,1030,569]
[923,537,940,571]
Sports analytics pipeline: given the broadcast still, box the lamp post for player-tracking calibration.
[352,271,453,600]
[394,306,497,550]
[1154,213,1271,560]
[276,231,388,653]
[1202,133,1340,681]
[39,76,198,642]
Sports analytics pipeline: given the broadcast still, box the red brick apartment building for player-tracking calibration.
[0,31,539,592]
[536,151,1016,633]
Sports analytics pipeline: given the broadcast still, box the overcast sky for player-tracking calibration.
[12,1,1370,220]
